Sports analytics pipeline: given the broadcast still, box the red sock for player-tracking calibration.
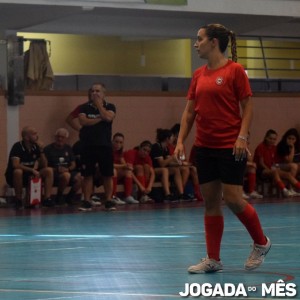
[275,180,285,190]
[236,203,267,245]
[112,177,117,196]
[247,173,256,193]
[204,215,224,261]
[124,177,133,197]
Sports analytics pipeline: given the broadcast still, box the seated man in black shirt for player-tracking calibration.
[44,128,82,205]
[5,126,54,209]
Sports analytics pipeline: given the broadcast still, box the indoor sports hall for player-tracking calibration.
[0,0,300,299]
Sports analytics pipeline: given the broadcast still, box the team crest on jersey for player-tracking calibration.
[215,77,224,85]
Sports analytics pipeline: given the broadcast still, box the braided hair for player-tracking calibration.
[201,24,237,62]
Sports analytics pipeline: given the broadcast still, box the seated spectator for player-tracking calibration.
[275,128,300,196]
[150,128,189,201]
[112,132,138,204]
[254,129,300,197]
[44,128,82,205]
[169,123,202,201]
[5,126,54,209]
[124,140,155,203]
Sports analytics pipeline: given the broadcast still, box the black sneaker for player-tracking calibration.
[66,190,76,205]
[180,193,193,202]
[15,199,24,210]
[104,200,116,211]
[55,195,66,206]
[78,200,92,212]
[164,194,178,203]
[42,198,56,207]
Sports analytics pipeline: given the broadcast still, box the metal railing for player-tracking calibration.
[230,35,300,80]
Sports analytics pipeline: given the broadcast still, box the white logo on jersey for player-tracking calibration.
[215,77,224,85]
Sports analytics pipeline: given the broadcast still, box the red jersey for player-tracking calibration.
[113,149,123,164]
[124,149,153,167]
[168,144,175,155]
[254,142,276,169]
[187,60,252,148]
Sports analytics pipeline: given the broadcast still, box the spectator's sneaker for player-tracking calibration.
[186,193,197,201]
[104,200,116,211]
[288,188,300,197]
[244,236,271,271]
[180,193,193,201]
[0,197,7,206]
[283,188,293,198]
[55,195,66,206]
[14,199,24,210]
[78,200,93,212]
[139,195,154,203]
[164,194,178,203]
[66,195,76,206]
[124,196,139,204]
[65,190,77,205]
[112,195,126,205]
[90,199,102,206]
[42,198,55,207]
[188,257,223,274]
[249,191,263,199]
[242,192,250,199]
[91,194,101,201]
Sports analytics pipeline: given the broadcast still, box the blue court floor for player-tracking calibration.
[0,199,299,300]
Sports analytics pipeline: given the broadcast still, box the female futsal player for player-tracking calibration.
[174,24,271,273]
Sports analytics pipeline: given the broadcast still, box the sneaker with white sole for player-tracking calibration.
[78,200,93,212]
[112,195,126,205]
[104,200,116,211]
[288,188,300,197]
[249,191,263,199]
[124,196,139,204]
[244,236,271,271]
[188,257,223,274]
[139,195,154,203]
[90,199,102,206]
[91,194,101,201]
[242,192,250,200]
[283,188,293,198]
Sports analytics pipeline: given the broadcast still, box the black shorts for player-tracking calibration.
[53,170,79,187]
[80,145,114,177]
[194,147,247,185]
[5,170,32,187]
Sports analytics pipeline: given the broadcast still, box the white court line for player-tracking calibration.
[33,247,86,251]
[0,288,180,298]
[0,288,268,300]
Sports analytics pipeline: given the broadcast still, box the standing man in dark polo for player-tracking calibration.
[78,82,116,211]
